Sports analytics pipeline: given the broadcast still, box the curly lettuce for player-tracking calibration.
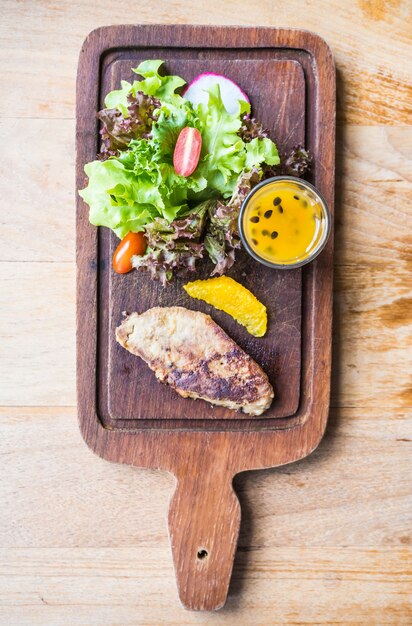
[79,60,283,280]
[194,85,279,199]
[132,201,213,285]
[104,59,186,114]
[97,92,160,159]
[204,168,262,275]
[238,113,269,142]
[79,159,158,238]
[263,145,313,178]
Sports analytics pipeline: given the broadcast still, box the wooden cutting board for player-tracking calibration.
[76,25,335,611]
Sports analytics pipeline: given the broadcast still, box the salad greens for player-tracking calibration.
[97,92,160,159]
[79,60,310,283]
[204,168,261,276]
[263,145,312,179]
[133,200,213,284]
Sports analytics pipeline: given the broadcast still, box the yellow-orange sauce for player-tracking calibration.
[242,181,325,265]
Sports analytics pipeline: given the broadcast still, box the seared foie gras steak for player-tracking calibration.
[116,306,274,416]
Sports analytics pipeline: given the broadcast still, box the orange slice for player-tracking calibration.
[183,276,267,337]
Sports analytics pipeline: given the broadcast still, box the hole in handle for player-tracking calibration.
[197,548,208,560]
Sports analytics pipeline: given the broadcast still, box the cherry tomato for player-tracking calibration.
[173,127,202,177]
[112,232,147,274]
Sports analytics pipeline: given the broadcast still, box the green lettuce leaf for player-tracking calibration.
[194,85,248,197]
[245,137,280,169]
[151,105,207,195]
[80,61,282,261]
[79,159,159,238]
[79,98,208,237]
[132,59,186,103]
[121,139,190,222]
[190,85,279,200]
[104,80,135,116]
[104,60,186,114]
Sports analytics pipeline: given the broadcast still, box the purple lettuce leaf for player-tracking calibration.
[97,92,161,160]
[132,201,214,285]
[204,167,261,275]
[238,113,269,142]
[263,145,313,179]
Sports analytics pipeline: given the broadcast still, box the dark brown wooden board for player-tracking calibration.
[105,58,304,423]
[76,25,335,611]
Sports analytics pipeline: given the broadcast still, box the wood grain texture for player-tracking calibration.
[335,126,412,266]
[2,123,410,266]
[76,25,335,610]
[1,0,411,623]
[1,547,411,625]
[332,263,412,409]
[1,407,410,550]
[1,261,409,409]
[0,120,75,263]
[1,406,410,623]
[105,58,304,422]
[1,1,410,124]
[0,263,75,406]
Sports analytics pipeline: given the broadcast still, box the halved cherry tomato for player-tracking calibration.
[173,127,202,177]
[113,232,147,274]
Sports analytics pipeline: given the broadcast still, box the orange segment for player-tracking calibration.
[183,276,267,337]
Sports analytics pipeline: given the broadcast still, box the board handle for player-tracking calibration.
[168,468,241,611]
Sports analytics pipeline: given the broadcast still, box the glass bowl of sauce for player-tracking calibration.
[239,176,331,269]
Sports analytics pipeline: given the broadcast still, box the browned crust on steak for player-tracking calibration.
[116,306,274,415]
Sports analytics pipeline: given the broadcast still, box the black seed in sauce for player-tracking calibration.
[262,229,270,236]
[251,238,258,245]
[295,229,299,235]
[273,196,281,206]
[294,195,299,200]
[271,231,279,239]
[266,247,273,253]
[264,209,273,219]
[302,200,308,207]
[250,216,260,223]
[278,205,284,214]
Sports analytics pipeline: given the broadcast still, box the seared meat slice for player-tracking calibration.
[116,306,274,416]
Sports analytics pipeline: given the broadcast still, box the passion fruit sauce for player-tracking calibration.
[242,181,325,265]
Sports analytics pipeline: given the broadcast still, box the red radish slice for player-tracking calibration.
[173,127,202,177]
[183,73,249,114]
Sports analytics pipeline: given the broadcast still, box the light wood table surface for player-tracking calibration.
[1,1,411,624]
